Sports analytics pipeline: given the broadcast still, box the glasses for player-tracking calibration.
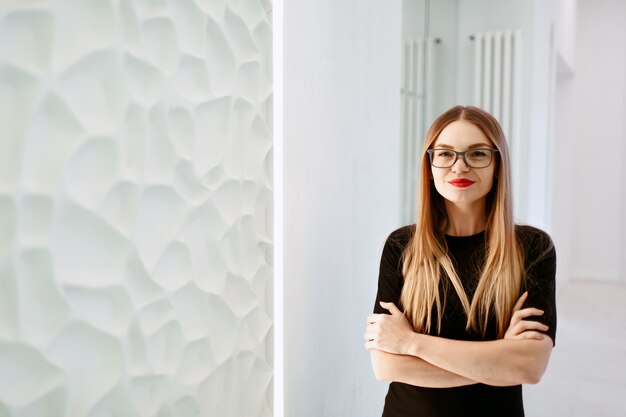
[426,148,499,168]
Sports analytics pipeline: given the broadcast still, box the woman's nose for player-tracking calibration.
[451,156,470,172]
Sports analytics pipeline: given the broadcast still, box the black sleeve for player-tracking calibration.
[373,228,410,315]
[520,227,557,346]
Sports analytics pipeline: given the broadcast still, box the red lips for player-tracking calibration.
[448,178,475,188]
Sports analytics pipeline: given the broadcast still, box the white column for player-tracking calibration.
[282,0,403,415]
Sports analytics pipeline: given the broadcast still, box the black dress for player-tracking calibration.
[373,225,557,417]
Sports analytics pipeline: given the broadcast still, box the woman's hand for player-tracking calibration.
[364,302,416,355]
[504,291,549,341]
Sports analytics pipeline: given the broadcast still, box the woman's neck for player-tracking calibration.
[444,200,487,236]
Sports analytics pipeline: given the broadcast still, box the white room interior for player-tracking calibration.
[0,0,624,416]
[281,0,626,416]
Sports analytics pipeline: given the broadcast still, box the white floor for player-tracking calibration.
[524,280,626,417]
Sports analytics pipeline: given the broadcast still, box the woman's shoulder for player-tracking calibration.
[514,224,555,256]
[387,224,415,242]
[384,224,415,252]
[515,224,552,240]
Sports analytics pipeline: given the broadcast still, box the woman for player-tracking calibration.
[364,105,556,417]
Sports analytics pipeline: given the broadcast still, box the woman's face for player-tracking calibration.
[430,120,497,209]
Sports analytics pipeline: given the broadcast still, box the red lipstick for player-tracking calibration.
[448,179,475,188]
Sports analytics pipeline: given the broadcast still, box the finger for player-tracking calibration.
[512,307,544,321]
[379,301,402,316]
[508,320,549,337]
[512,291,528,313]
[368,314,386,324]
[516,320,549,333]
[367,314,379,324]
[364,326,372,339]
[517,331,546,341]
[365,323,377,333]
[363,328,378,340]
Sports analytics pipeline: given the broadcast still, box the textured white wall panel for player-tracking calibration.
[0,1,273,416]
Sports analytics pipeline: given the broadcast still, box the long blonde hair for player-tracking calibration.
[400,105,523,338]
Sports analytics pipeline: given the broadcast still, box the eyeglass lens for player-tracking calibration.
[430,149,494,168]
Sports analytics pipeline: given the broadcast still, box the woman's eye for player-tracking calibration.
[468,150,489,158]
[435,150,454,158]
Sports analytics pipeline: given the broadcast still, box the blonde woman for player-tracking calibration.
[364,106,556,417]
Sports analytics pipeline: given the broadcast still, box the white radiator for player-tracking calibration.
[472,30,522,143]
[401,37,437,223]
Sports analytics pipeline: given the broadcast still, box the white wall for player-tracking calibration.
[282,0,402,416]
[554,0,578,70]
[551,0,626,283]
[402,0,426,39]
[550,73,576,285]
[426,0,459,119]
[0,1,274,416]
[549,0,577,286]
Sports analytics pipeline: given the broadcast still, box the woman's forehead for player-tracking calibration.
[433,120,493,148]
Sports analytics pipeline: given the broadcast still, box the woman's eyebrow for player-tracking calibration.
[433,143,492,149]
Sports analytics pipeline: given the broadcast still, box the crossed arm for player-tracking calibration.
[364,292,553,387]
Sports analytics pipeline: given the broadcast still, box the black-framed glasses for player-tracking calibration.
[426,148,499,168]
